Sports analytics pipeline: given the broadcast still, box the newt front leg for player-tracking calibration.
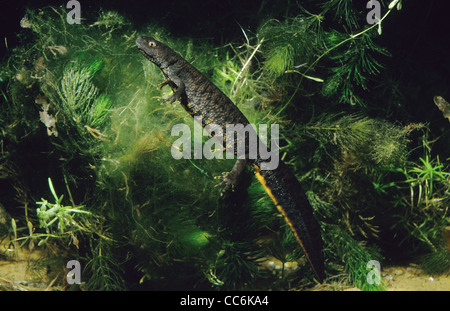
[158,73,186,105]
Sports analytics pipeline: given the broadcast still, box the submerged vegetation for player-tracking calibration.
[0,0,448,290]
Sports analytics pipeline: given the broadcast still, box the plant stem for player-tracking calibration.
[275,4,398,117]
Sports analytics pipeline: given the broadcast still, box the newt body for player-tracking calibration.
[137,36,325,282]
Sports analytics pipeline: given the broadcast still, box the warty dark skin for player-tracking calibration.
[136,36,325,282]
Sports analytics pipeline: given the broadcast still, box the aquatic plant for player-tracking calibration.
[327,227,385,290]
[259,16,321,79]
[1,1,447,291]
[302,113,412,167]
[12,177,99,249]
[52,60,112,156]
[83,238,126,291]
[406,155,449,201]
[396,154,449,251]
[253,0,401,110]
[58,63,99,124]
[36,178,92,235]
[375,134,450,271]
[420,248,450,275]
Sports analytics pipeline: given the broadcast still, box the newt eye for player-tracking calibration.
[148,41,156,47]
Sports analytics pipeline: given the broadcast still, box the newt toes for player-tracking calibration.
[137,36,325,282]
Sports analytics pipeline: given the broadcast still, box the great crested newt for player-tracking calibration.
[136,36,325,282]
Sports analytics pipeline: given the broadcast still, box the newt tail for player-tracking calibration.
[137,36,325,282]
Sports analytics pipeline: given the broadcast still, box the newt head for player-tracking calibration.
[136,36,181,70]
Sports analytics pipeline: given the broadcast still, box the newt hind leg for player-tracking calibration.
[214,159,248,194]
